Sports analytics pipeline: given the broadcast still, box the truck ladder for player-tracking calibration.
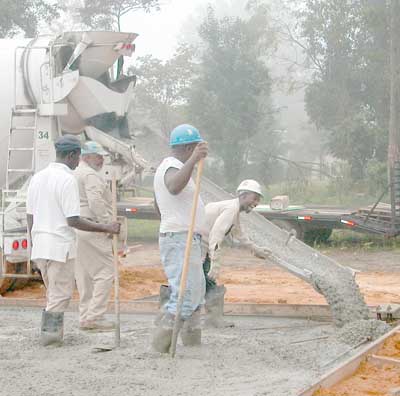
[1,108,38,280]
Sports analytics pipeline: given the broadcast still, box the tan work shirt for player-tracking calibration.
[203,198,256,263]
[74,161,112,224]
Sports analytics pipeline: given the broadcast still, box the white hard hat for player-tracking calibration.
[236,179,263,197]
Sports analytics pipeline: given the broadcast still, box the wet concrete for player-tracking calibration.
[0,307,354,396]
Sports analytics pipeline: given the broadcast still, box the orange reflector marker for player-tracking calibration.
[298,216,313,221]
[125,208,138,213]
[341,219,356,227]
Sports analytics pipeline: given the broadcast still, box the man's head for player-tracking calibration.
[169,124,203,162]
[81,141,108,171]
[55,135,82,170]
[237,179,263,213]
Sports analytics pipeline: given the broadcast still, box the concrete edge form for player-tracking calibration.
[0,297,381,320]
[298,325,400,395]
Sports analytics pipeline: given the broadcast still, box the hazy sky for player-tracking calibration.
[121,0,204,60]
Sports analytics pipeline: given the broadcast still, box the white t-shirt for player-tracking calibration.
[154,157,206,235]
[26,162,80,263]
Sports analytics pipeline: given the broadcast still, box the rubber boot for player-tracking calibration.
[180,309,202,346]
[154,284,171,325]
[40,310,64,347]
[205,285,234,328]
[151,312,177,353]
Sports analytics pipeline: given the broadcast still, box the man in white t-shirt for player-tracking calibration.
[152,124,208,353]
[26,135,120,346]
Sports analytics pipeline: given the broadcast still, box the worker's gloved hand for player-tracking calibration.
[208,259,221,281]
[253,246,272,259]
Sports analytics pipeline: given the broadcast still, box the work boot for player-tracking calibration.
[154,284,171,325]
[181,309,202,346]
[40,310,64,347]
[205,285,234,328]
[152,311,179,353]
[80,319,115,332]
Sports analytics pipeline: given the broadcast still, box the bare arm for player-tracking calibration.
[67,216,120,234]
[153,193,161,219]
[164,142,208,195]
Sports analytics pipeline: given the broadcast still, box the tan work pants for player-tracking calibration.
[75,231,114,323]
[35,259,75,312]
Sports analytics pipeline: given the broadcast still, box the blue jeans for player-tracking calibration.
[159,233,205,320]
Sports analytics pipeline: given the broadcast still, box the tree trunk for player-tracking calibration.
[388,0,400,230]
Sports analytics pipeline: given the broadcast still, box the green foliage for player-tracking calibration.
[79,0,160,31]
[187,5,278,186]
[324,230,400,250]
[300,0,390,180]
[0,0,59,37]
[127,219,159,241]
[129,45,196,137]
[366,159,388,195]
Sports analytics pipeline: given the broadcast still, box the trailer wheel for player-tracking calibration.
[304,229,333,245]
[271,220,304,241]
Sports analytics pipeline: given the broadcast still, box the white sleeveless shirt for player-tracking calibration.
[154,156,206,235]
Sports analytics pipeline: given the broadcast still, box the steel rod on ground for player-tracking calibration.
[169,159,204,358]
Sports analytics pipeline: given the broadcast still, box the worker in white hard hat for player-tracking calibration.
[74,141,116,332]
[152,124,208,353]
[202,179,271,327]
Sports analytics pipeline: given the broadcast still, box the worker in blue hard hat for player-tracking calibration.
[152,124,208,353]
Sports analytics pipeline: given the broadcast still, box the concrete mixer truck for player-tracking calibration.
[0,31,148,292]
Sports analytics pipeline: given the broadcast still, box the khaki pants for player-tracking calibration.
[35,259,75,312]
[75,231,113,323]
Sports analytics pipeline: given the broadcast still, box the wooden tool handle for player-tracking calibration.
[170,159,204,357]
[112,173,120,348]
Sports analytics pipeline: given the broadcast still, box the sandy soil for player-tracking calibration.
[377,332,400,359]
[0,307,352,396]
[310,333,400,396]
[314,360,400,396]
[4,244,400,306]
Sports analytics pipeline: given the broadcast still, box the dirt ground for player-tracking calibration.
[0,307,353,396]
[4,244,400,306]
[314,333,400,396]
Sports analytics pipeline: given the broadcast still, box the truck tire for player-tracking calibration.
[271,220,305,241]
[303,229,333,245]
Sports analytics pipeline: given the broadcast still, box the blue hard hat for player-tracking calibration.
[169,124,203,146]
[81,141,108,156]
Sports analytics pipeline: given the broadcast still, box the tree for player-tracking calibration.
[187,5,277,187]
[0,0,59,37]
[129,44,196,137]
[298,0,390,180]
[79,0,160,31]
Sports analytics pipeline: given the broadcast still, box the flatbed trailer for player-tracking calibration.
[117,197,400,244]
